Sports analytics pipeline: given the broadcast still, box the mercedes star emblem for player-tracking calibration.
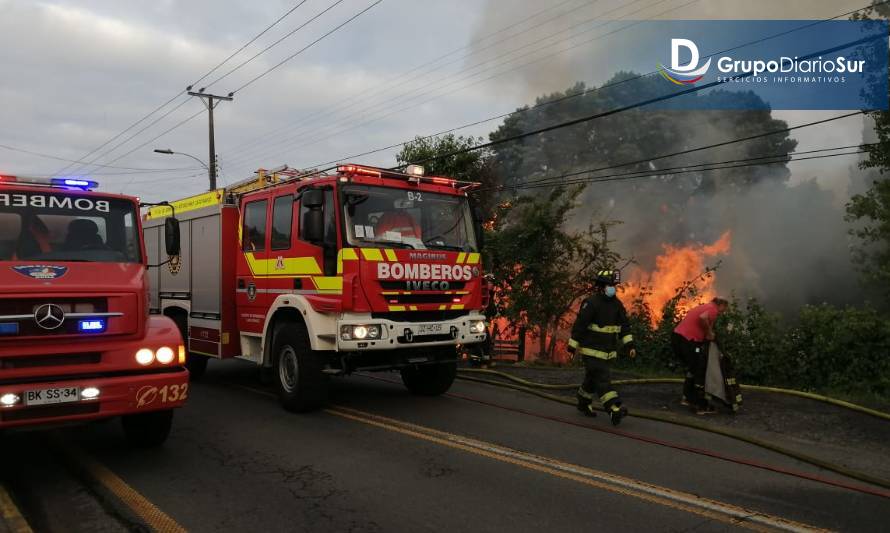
[34,303,66,330]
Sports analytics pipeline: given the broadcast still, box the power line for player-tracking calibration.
[394,31,884,171]
[0,141,197,171]
[55,0,312,177]
[65,97,194,176]
[110,108,206,168]
[231,0,385,94]
[260,0,881,173]
[203,0,346,90]
[504,112,864,190]
[219,0,597,159]
[223,0,674,168]
[492,147,870,193]
[83,0,371,176]
[190,0,311,88]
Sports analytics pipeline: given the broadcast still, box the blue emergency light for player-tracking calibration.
[78,319,106,333]
[0,323,19,335]
[51,178,99,191]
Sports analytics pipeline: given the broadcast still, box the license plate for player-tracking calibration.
[24,386,79,406]
[416,323,444,335]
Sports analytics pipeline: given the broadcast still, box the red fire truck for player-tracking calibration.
[143,164,488,412]
[0,175,188,446]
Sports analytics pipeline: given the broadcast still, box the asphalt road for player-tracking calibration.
[2,359,889,532]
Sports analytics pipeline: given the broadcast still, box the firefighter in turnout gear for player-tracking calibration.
[567,270,636,426]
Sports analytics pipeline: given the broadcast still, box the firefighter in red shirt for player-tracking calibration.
[672,297,729,414]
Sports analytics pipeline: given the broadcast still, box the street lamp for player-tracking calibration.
[153,149,214,190]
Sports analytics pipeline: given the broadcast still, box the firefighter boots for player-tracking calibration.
[609,405,628,426]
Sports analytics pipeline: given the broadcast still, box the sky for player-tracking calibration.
[0,0,872,202]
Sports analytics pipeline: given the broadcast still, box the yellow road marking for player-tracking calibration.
[223,383,826,533]
[0,485,32,533]
[54,441,186,533]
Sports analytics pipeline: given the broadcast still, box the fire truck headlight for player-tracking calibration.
[156,346,175,364]
[135,348,155,366]
[81,387,100,400]
[470,320,486,334]
[341,325,382,341]
[0,393,20,407]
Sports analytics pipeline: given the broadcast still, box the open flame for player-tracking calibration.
[621,231,732,326]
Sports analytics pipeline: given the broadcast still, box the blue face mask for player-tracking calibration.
[604,286,617,298]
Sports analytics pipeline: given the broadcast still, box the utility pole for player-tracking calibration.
[187,88,233,191]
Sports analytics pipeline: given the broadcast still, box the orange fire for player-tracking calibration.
[621,231,732,326]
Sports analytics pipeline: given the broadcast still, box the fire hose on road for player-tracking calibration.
[458,368,890,422]
[455,369,890,492]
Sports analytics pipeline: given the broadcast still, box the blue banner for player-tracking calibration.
[615,20,888,110]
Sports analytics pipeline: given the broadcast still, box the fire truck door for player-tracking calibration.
[237,195,270,335]
[298,187,339,278]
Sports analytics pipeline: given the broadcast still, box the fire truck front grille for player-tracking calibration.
[386,294,460,304]
[379,281,467,291]
[1,353,101,370]
[0,298,108,337]
[1,403,100,423]
[372,311,468,322]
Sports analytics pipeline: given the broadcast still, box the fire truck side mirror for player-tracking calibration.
[300,189,325,243]
[302,189,324,209]
[164,218,181,256]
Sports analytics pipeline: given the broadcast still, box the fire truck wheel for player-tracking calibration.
[273,322,328,412]
[401,361,458,396]
[121,409,174,448]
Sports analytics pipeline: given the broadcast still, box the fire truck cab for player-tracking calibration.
[0,176,188,446]
[144,164,488,412]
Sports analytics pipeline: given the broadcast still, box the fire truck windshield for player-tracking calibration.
[0,191,141,263]
[342,185,478,252]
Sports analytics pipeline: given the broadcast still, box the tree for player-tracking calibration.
[848,2,890,304]
[485,187,621,360]
[396,134,501,221]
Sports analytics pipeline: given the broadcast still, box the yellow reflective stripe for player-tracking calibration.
[361,248,384,261]
[622,335,633,345]
[245,253,322,277]
[310,277,343,293]
[466,252,481,265]
[381,291,399,295]
[588,324,621,333]
[146,189,223,219]
[384,249,398,262]
[600,391,619,403]
[388,305,407,311]
[438,305,447,310]
[451,304,465,310]
[579,347,617,359]
[337,248,359,274]
[456,252,467,264]
[409,305,418,311]
[568,338,580,349]
[577,387,594,399]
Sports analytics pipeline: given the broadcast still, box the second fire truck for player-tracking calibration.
[144,164,488,412]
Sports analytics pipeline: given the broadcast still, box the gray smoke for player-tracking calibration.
[470,0,874,313]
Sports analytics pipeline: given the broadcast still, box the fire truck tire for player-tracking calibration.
[273,322,329,412]
[121,409,174,448]
[401,361,458,396]
[170,313,208,381]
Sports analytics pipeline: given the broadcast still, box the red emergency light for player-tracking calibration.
[337,165,382,178]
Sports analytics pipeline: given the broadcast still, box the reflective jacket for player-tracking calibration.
[568,293,634,360]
